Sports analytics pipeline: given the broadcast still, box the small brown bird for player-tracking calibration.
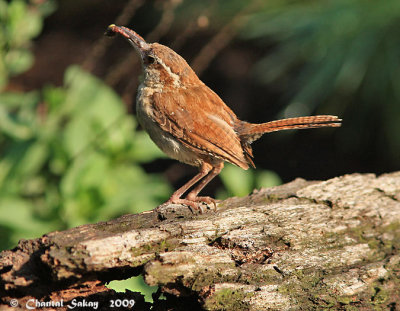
[106,25,341,211]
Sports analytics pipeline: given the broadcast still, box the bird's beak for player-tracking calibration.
[105,24,150,59]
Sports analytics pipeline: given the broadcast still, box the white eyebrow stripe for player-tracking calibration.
[157,57,181,88]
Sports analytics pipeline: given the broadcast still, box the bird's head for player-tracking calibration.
[106,25,199,87]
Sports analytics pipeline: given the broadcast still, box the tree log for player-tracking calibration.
[1,172,400,310]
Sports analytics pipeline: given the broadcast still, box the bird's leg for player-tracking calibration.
[186,162,224,210]
[163,162,213,211]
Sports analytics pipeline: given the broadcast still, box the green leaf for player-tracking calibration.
[107,276,158,303]
[62,66,127,156]
[14,140,48,177]
[61,150,170,226]
[0,91,39,140]
[0,197,57,241]
[5,48,33,75]
[7,0,43,45]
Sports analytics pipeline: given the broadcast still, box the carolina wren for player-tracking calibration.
[106,25,341,211]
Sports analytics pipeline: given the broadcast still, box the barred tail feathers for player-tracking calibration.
[239,115,342,143]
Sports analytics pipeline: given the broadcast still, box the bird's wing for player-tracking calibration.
[151,85,249,169]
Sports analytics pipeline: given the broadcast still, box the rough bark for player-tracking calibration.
[1,172,400,310]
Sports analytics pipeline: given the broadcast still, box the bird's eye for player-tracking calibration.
[145,55,156,64]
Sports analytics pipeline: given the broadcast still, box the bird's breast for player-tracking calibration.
[136,84,203,167]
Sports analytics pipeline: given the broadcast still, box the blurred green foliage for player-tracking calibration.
[0,64,171,250]
[244,0,400,161]
[0,0,55,89]
[0,1,172,251]
[218,164,281,199]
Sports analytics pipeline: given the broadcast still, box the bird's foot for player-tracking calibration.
[186,196,218,211]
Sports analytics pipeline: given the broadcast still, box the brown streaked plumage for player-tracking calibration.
[106,25,342,211]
